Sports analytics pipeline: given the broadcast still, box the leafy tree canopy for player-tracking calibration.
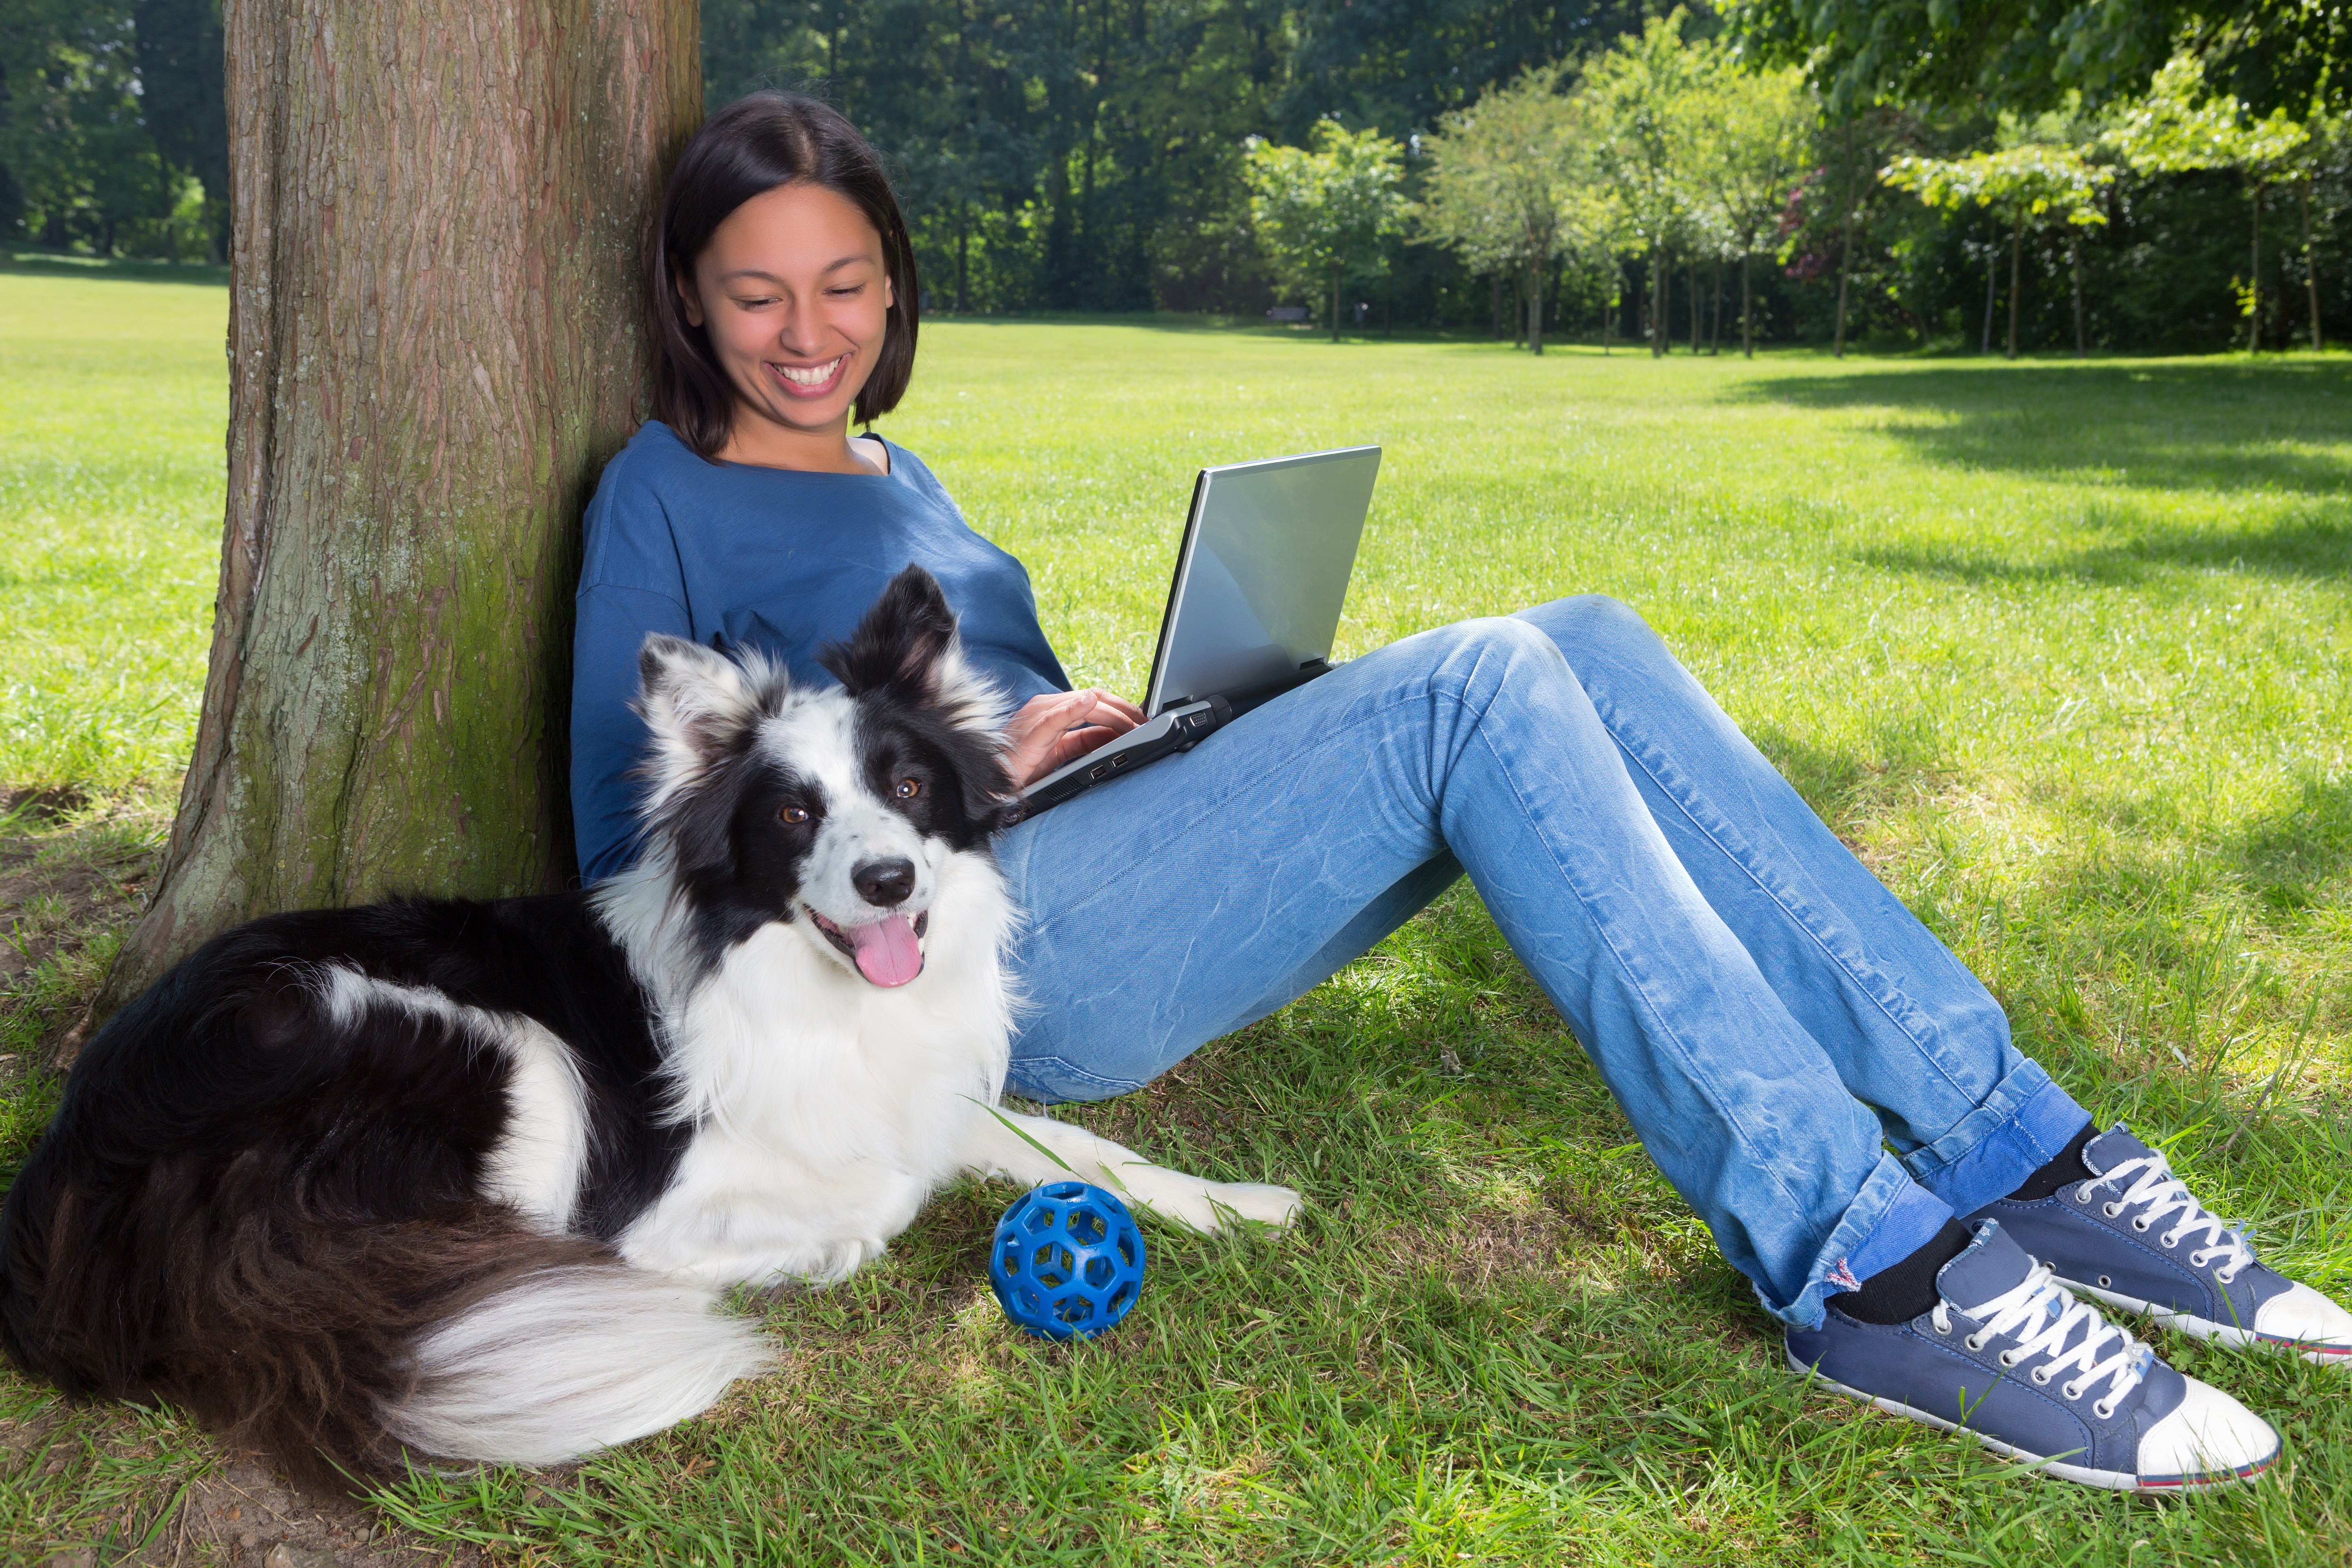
[1731,0,2350,120]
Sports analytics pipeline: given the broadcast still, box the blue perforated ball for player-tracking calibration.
[988,1181,1146,1340]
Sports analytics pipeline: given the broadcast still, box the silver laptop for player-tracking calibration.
[1020,445,1381,816]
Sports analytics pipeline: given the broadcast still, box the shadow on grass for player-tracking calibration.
[1854,507,2352,584]
[1739,359,2352,503]
[2,251,228,287]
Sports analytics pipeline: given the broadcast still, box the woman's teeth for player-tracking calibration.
[776,357,843,387]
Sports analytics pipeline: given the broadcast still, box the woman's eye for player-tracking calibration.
[780,805,810,824]
[894,779,921,800]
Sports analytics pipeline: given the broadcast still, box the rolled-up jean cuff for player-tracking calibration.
[1771,1155,1953,1331]
[1901,1065,2091,1219]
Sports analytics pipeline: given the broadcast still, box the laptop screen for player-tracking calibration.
[1143,446,1382,717]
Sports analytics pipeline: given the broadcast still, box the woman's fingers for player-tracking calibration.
[1005,689,1138,788]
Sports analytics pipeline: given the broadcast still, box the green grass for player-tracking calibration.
[2,273,2349,1565]
[0,265,227,789]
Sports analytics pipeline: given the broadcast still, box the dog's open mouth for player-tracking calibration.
[807,908,930,987]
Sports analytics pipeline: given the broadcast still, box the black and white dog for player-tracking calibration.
[0,566,1297,1488]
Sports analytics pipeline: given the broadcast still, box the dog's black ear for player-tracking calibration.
[819,565,1002,734]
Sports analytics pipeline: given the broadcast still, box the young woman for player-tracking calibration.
[572,93,2347,1492]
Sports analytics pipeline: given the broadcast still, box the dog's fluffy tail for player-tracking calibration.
[385,1260,767,1467]
[4,1178,765,1490]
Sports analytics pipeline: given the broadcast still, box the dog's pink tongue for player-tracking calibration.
[849,913,923,987]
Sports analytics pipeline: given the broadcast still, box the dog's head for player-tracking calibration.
[628,566,1016,989]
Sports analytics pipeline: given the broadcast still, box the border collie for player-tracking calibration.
[0,566,1298,1488]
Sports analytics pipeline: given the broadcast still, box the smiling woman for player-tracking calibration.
[650,97,917,473]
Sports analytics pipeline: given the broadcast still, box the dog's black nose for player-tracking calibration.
[852,857,916,908]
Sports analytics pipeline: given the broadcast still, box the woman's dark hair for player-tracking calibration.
[652,93,920,459]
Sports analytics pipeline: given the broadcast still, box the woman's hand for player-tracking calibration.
[1003,689,1145,789]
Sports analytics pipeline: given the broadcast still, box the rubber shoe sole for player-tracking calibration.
[2062,1275,2352,1369]
[1786,1348,2281,1494]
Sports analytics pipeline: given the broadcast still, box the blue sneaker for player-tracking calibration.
[1972,1125,2352,1368]
[1788,1221,2280,1492]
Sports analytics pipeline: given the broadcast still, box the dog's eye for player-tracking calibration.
[780,805,810,825]
[894,779,921,800]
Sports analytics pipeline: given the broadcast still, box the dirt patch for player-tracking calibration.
[148,1453,490,1567]
[0,788,167,1073]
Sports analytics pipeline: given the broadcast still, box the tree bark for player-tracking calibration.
[100,0,702,1012]
[1833,123,1856,360]
[2007,214,2023,360]
[2248,177,2263,354]
[1331,265,1341,342]
[1741,249,1752,358]
[1653,244,1667,356]
[2071,232,2085,358]
[1709,258,1722,355]
[1981,223,1997,355]
[1525,256,1544,355]
[2303,178,2323,352]
[1687,255,1697,353]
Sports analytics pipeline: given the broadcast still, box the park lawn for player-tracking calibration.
[2,266,2350,1565]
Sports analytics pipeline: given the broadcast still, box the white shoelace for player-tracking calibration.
[1931,1260,2153,1419]
[2076,1150,2256,1284]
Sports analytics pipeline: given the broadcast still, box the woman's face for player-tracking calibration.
[679,181,895,447]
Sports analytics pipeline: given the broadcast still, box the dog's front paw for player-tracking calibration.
[1205,1181,1303,1229]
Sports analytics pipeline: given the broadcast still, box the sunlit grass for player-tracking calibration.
[0,266,225,788]
[2,276,2348,1563]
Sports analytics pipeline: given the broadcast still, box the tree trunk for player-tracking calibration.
[2303,178,2323,352]
[1525,256,1544,355]
[1687,255,1697,353]
[2007,214,2023,360]
[99,0,702,1012]
[1981,223,1998,355]
[1833,122,1856,359]
[2248,177,2263,354]
[1331,266,1341,343]
[1653,244,1667,356]
[2071,231,2085,358]
[1491,271,1505,339]
[1710,258,1722,355]
[1741,249,1752,358]
[956,212,971,313]
[1602,266,1615,354]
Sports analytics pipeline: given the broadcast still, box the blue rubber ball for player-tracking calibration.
[989,1181,1146,1340]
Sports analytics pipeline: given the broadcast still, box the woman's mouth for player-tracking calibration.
[768,355,846,399]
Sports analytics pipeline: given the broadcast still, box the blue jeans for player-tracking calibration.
[993,597,2088,1329]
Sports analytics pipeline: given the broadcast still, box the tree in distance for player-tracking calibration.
[1415,67,1603,356]
[1244,119,1408,342]
[1581,11,1710,357]
[1687,59,1815,359]
[2103,54,2315,352]
[1884,130,2115,361]
[1733,0,2351,122]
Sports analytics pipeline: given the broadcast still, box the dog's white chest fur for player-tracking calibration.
[612,867,1016,1289]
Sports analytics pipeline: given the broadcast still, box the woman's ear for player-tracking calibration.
[675,267,706,328]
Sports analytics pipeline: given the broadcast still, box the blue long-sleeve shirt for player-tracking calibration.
[569,421,1070,882]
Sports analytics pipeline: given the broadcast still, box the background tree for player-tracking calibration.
[99,0,702,1007]
[1243,119,1407,340]
[2105,54,2311,352]
[1694,60,1813,356]
[1416,67,1586,354]
[1581,10,1706,356]
[1884,134,2115,359]
[1735,0,2351,121]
